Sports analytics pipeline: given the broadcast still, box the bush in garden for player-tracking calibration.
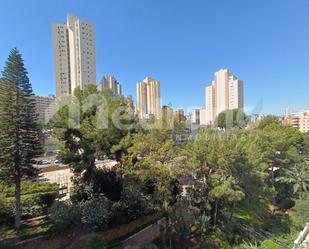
[0,241,14,249]
[120,185,151,222]
[39,191,58,207]
[0,197,14,223]
[6,192,58,218]
[50,201,81,231]
[93,169,122,201]
[0,182,58,220]
[168,199,196,242]
[0,182,58,197]
[22,204,43,218]
[260,240,281,249]
[80,197,112,230]
[85,235,106,249]
[110,201,127,225]
[70,183,95,203]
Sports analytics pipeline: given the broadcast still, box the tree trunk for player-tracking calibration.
[85,159,96,183]
[15,178,21,229]
[214,200,218,225]
[230,203,235,220]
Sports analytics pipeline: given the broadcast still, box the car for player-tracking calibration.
[41,160,51,165]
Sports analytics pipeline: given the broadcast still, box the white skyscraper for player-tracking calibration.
[52,14,96,98]
[137,77,161,119]
[98,76,122,95]
[206,85,215,125]
[191,109,200,125]
[200,108,207,125]
[205,69,244,125]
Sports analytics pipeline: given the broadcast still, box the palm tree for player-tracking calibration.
[277,163,309,198]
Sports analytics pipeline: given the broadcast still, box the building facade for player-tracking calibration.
[98,75,122,95]
[200,108,207,125]
[52,14,96,98]
[161,105,174,126]
[36,165,73,200]
[205,69,244,125]
[32,95,56,123]
[283,110,309,133]
[175,109,186,122]
[136,77,161,119]
[1,80,56,123]
[191,109,200,125]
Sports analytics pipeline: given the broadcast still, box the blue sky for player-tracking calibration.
[0,0,309,115]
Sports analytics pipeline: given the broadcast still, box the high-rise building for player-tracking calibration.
[200,108,207,125]
[191,109,200,125]
[0,80,56,123]
[98,75,122,95]
[161,105,174,121]
[283,109,309,133]
[205,69,244,125]
[32,95,56,123]
[136,77,161,119]
[52,14,96,98]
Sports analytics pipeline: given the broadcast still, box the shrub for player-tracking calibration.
[22,204,43,217]
[50,201,81,231]
[93,169,122,201]
[4,192,58,218]
[0,197,14,223]
[110,201,127,225]
[237,242,260,249]
[70,183,94,203]
[260,240,281,249]
[0,182,58,220]
[0,182,58,197]
[85,235,106,249]
[120,185,150,222]
[80,197,112,230]
[39,191,58,207]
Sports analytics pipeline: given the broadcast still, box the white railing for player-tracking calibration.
[294,223,309,249]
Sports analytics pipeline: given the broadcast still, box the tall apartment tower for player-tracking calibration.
[31,95,56,123]
[52,14,96,98]
[191,109,200,125]
[136,77,161,119]
[98,76,122,95]
[205,69,244,125]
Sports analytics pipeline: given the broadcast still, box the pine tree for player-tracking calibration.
[0,48,43,229]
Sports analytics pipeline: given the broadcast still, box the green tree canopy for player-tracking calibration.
[216,109,248,129]
[51,87,136,184]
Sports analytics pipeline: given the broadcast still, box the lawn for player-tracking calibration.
[0,216,52,245]
[0,223,51,242]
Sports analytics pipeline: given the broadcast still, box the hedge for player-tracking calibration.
[0,182,58,222]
